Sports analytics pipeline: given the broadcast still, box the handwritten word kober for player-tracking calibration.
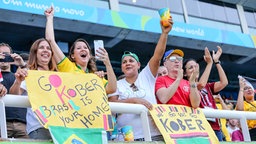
[149,105,219,144]
[26,70,113,130]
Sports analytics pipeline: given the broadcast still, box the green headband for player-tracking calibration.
[121,51,139,62]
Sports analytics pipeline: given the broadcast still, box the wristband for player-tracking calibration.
[190,83,197,88]
[215,61,221,65]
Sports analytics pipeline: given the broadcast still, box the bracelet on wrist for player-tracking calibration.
[19,63,27,69]
[214,61,221,65]
[190,83,197,88]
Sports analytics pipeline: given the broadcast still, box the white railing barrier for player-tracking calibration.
[1,94,256,141]
[0,100,7,139]
[202,109,252,141]
[0,94,31,139]
[109,102,151,141]
[0,95,152,141]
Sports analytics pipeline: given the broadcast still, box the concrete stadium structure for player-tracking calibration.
[0,0,256,100]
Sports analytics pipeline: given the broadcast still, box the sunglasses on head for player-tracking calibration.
[244,86,253,91]
[168,56,183,62]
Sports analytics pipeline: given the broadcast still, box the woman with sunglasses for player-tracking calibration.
[155,49,201,108]
[182,46,228,141]
[45,6,116,94]
[236,76,256,141]
[108,17,173,141]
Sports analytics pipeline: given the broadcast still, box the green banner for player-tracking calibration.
[49,126,107,144]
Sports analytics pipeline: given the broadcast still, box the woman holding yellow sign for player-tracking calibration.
[9,38,57,140]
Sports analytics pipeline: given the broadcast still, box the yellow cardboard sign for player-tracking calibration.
[149,104,219,144]
[26,70,113,130]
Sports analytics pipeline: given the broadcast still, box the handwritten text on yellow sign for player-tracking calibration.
[26,70,112,130]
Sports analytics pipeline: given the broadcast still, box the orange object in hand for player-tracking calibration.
[159,8,170,27]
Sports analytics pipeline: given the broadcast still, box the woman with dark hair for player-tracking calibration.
[182,48,212,90]
[45,6,116,94]
[68,38,97,73]
[108,16,173,141]
[9,38,57,140]
[183,46,228,141]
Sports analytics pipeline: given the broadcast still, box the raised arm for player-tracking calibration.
[212,46,228,93]
[149,17,173,77]
[197,47,213,90]
[103,60,116,94]
[95,48,117,94]
[10,53,26,68]
[236,77,246,111]
[45,6,65,63]
[215,94,229,110]
[189,65,201,108]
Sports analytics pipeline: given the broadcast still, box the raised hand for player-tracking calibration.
[189,64,199,83]
[212,46,222,62]
[238,76,246,90]
[204,47,213,64]
[11,53,25,67]
[44,6,54,17]
[213,94,222,100]
[177,64,183,81]
[161,16,174,34]
[95,47,111,66]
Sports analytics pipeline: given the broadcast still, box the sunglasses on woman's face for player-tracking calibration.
[168,56,183,62]
[244,86,253,91]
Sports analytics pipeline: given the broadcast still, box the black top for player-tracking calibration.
[2,71,26,123]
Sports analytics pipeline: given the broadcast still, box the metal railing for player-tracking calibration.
[1,94,256,141]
